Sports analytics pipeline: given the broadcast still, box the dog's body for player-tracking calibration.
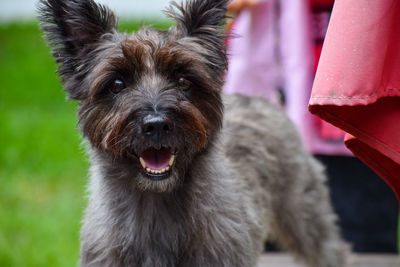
[39,0,346,266]
[80,95,345,267]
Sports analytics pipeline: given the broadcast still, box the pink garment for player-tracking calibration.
[309,0,400,199]
[224,1,281,105]
[224,0,351,155]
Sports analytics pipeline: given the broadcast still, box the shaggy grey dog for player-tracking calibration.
[38,0,347,266]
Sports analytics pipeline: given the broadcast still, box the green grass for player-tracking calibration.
[0,19,172,267]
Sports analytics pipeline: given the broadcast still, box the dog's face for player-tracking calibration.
[39,0,228,192]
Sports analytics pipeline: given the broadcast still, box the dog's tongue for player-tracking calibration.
[141,147,172,170]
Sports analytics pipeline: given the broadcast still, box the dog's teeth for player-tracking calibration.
[169,155,175,166]
[139,157,146,169]
[145,166,171,175]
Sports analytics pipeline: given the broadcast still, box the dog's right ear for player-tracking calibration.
[38,0,117,99]
[165,0,229,75]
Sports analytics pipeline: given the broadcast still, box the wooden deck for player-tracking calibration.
[257,253,400,267]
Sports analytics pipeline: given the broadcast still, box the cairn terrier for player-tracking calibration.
[39,0,346,266]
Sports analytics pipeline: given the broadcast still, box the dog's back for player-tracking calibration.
[224,93,347,267]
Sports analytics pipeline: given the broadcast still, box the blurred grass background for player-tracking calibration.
[0,20,172,267]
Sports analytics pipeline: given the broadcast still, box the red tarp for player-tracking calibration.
[309,0,400,200]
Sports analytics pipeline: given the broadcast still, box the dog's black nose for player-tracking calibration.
[142,115,174,139]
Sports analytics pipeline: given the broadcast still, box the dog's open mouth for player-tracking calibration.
[138,147,175,179]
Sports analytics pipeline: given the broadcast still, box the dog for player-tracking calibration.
[38,0,347,266]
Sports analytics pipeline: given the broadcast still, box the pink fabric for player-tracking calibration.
[224,0,351,155]
[309,0,400,199]
[224,1,281,105]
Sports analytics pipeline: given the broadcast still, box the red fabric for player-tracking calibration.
[313,43,323,72]
[315,118,345,140]
[310,0,334,6]
[310,1,348,145]
[309,0,400,200]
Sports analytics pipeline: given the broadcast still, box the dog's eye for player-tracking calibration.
[178,77,191,90]
[110,79,126,94]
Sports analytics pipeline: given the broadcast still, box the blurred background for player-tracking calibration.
[0,1,173,266]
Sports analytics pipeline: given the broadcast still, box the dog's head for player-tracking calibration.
[39,0,228,192]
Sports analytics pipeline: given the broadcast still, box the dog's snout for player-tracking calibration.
[142,115,174,139]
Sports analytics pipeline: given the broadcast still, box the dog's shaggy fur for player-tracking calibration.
[38,0,347,266]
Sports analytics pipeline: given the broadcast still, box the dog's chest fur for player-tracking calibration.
[81,137,264,267]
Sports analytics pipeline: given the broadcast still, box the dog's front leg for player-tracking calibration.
[177,226,260,267]
[178,249,255,267]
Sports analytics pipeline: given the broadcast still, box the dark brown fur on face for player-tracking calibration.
[39,0,347,266]
[75,33,225,192]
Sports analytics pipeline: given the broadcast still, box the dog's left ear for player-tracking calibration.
[166,0,229,72]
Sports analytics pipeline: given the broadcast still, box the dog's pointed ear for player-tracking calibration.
[38,0,117,98]
[165,0,229,73]
[166,0,228,36]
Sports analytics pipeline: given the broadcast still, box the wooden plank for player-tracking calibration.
[257,253,400,267]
